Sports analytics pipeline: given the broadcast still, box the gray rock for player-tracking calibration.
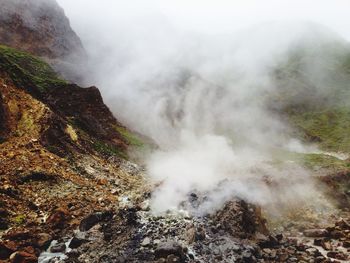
[50,243,66,253]
[303,229,328,238]
[155,241,185,260]
[141,237,151,247]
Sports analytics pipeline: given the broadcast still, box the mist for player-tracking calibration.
[56,0,350,215]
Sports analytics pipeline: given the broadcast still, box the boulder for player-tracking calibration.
[141,237,151,247]
[35,233,52,249]
[0,241,17,260]
[9,251,37,263]
[69,236,86,249]
[79,211,113,232]
[303,229,328,238]
[50,243,66,253]
[47,207,69,229]
[155,241,185,261]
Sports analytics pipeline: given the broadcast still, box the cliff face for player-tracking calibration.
[0,0,87,84]
[0,0,84,60]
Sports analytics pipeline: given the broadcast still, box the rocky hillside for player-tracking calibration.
[0,0,87,84]
[0,43,149,262]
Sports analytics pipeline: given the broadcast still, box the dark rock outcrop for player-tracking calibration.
[0,0,84,60]
[0,0,87,84]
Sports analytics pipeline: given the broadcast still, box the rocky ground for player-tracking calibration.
[31,183,350,263]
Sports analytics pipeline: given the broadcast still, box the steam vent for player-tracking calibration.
[0,0,349,262]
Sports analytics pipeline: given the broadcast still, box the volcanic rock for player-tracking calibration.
[47,207,69,229]
[69,236,86,249]
[141,237,151,247]
[79,211,113,232]
[154,241,185,261]
[50,243,66,253]
[35,233,52,249]
[0,241,17,260]
[9,251,37,263]
[303,229,328,238]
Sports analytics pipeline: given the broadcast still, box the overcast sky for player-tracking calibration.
[57,0,350,40]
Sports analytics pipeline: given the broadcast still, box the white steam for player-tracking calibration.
[56,0,349,214]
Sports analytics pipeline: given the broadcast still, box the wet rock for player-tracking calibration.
[50,243,66,253]
[303,229,328,238]
[79,211,113,231]
[9,251,37,263]
[155,241,185,261]
[69,236,86,249]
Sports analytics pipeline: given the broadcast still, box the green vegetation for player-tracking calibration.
[271,40,350,153]
[114,126,144,147]
[93,140,127,159]
[12,214,26,225]
[299,153,349,171]
[289,107,350,152]
[0,45,67,93]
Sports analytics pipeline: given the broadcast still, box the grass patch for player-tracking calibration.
[268,148,349,172]
[0,45,67,93]
[12,214,26,225]
[93,140,127,159]
[114,126,144,147]
[289,107,350,152]
[298,153,350,171]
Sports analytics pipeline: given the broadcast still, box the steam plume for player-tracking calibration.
[56,0,349,215]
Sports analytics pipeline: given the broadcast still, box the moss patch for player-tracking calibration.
[93,140,127,159]
[298,153,350,172]
[289,107,350,152]
[0,45,67,93]
[12,214,26,225]
[114,126,144,147]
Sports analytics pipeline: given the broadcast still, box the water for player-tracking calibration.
[38,239,72,263]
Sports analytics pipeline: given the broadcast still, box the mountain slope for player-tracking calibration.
[0,45,147,262]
